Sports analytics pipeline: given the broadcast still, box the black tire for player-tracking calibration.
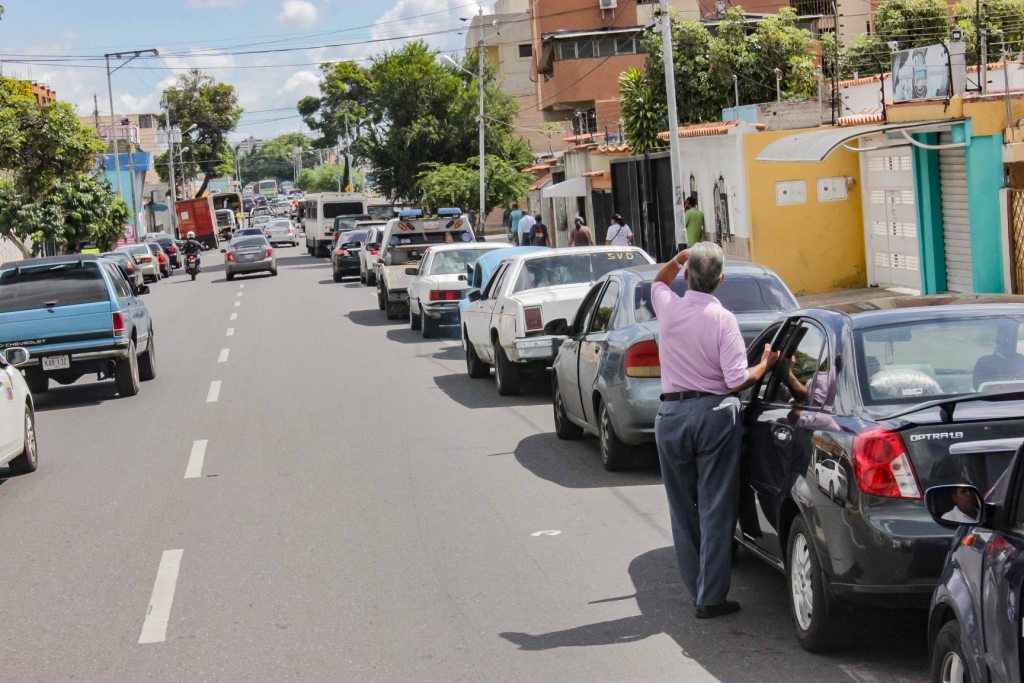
[226,272,235,282]
[599,399,631,470]
[466,334,489,378]
[359,270,366,284]
[409,304,422,330]
[334,271,343,283]
[25,373,48,394]
[930,620,970,683]
[271,268,278,276]
[8,406,37,475]
[377,284,386,311]
[786,516,842,652]
[493,340,521,396]
[385,300,403,320]
[190,270,197,281]
[421,308,438,338]
[138,333,157,382]
[114,341,140,397]
[553,375,584,439]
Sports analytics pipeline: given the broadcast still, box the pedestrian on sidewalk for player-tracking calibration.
[527,214,550,247]
[606,214,633,247]
[517,211,535,246]
[509,204,523,243]
[570,215,594,246]
[652,242,777,619]
[684,197,705,249]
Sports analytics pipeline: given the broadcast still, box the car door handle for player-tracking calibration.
[772,427,793,444]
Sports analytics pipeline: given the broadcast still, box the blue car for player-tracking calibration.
[458,246,545,325]
[926,441,1024,683]
[0,255,156,397]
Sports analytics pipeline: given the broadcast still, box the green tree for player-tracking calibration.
[238,132,315,186]
[537,122,564,156]
[841,34,891,77]
[55,174,132,251]
[298,61,371,148]
[157,69,242,198]
[951,0,1024,64]
[874,0,950,49]
[618,68,665,154]
[416,156,530,216]
[297,163,364,193]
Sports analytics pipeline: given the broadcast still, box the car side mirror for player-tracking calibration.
[3,347,29,367]
[925,485,985,528]
[220,248,226,253]
[467,288,482,302]
[405,266,419,275]
[139,284,150,295]
[544,318,569,336]
[458,274,467,281]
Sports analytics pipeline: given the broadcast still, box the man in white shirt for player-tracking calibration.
[941,486,980,524]
[517,212,536,246]
[606,214,633,247]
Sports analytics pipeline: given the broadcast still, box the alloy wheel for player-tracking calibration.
[939,651,967,683]
[23,411,36,468]
[790,533,814,631]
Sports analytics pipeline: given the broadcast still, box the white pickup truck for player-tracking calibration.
[373,209,476,320]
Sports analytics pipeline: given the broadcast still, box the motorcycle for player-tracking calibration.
[185,253,201,281]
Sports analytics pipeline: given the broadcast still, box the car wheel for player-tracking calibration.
[385,297,403,320]
[138,332,157,381]
[377,284,386,311]
[226,272,234,282]
[599,400,630,471]
[271,268,278,276]
[25,373,48,394]
[787,516,842,652]
[828,481,835,499]
[422,307,438,338]
[466,335,489,378]
[359,270,366,284]
[493,340,521,396]
[8,406,38,475]
[553,375,584,439]
[114,341,140,397]
[409,304,421,330]
[931,620,969,683]
[333,270,343,283]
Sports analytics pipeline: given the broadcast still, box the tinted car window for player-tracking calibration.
[339,230,368,245]
[105,263,132,298]
[429,249,490,276]
[512,252,641,294]
[768,323,828,406]
[233,237,268,249]
[322,202,365,219]
[590,280,621,333]
[634,274,794,323]
[0,262,109,312]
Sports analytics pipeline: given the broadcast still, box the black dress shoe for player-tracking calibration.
[695,600,741,619]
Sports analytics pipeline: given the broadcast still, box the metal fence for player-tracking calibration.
[1008,189,1024,294]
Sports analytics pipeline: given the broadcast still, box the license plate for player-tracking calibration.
[242,254,256,261]
[42,355,70,371]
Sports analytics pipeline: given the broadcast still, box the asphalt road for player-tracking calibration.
[0,248,930,682]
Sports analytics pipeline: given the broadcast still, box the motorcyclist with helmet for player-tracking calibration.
[182,231,203,271]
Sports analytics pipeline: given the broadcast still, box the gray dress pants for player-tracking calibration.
[655,394,742,607]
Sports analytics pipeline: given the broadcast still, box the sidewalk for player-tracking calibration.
[797,286,919,308]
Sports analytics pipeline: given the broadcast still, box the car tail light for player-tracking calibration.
[265,247,273,257]
[168,246,177,253]
[139,255,152,263]
[288,228,294,234]
[335,249,345,256]
[126,264,135,272]
[524,306,543,332]
[625,340,661,378]
[370,249,378,255]
[226,252,234,262]
[429,290,461,301]
[112,311,125,336]
[853,428,921,499]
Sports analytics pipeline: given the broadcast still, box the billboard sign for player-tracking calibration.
[892,45,951,103]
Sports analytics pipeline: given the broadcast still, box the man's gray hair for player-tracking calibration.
[686,242,724,293]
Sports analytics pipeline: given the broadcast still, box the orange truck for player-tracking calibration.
[175,197,220,250]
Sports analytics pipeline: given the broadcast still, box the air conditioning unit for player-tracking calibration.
[599,0,618,9]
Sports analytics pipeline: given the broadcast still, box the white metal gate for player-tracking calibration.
[938,133,972,293]
[865,148,921,290]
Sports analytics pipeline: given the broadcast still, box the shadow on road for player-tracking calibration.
[513,432,660,488]
[386,326,461,345]
[428,344,465,362]
[33,381,119,412]
[500,546,929,682]
[346,309,394,328]
[433,372,551,410]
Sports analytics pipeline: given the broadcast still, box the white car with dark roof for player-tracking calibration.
[407,242,504,338]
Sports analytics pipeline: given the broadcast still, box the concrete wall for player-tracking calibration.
[743,128,867,295]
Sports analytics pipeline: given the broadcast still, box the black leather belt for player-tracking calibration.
[660,390,717,401]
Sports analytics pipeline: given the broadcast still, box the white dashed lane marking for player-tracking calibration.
[226,328,235,337]
[230,313,238,321]
[237,292,243,297]
[137,549,184,644]
[234,301,241,307]
[184,440,207,479]
[217,348,230,363]
[206,381,221,403]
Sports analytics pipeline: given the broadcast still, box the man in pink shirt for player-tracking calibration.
[652,242,776,619]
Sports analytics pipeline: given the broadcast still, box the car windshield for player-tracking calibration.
[855,315,1024,404]
[121,245,150,256]
[512,252,642,293]
[0,262,109,312]
[268,220,291,229]
[634,274,797,322]
[232,237,267,250]
[338,230,367,244]
[252,217,270,225]
[429,249,491,275]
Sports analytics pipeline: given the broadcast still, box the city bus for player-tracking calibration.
[302,192,368,256]
[257,179,278,199]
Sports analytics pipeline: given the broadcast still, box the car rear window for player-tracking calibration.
[0,262,110,312]
[634,274,797,322]
[233,237,267,249]
[429,248,493,275]
[512,251,645,294]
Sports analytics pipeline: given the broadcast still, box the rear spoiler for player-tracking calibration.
[881,389,1024,423]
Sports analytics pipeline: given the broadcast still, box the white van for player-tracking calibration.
[301,192,368,256]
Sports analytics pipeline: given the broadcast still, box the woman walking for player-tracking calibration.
[570,216,594,246]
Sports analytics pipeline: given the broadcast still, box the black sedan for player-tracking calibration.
[146,233,181,268]
[736,296,1024,651]
[331,229,367,282]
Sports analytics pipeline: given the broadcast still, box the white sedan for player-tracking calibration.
[408,242,504,338]
[0,347,38,475]
[462,246,653,395]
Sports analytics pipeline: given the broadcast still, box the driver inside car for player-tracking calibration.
[972,321,1024,391]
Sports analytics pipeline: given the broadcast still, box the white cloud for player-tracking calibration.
[371,0,473,53]
[277,0,319,30]
[276,70,321,99]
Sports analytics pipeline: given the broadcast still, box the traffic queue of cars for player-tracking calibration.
[321,208,1024,679]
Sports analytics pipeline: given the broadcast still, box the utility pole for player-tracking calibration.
[345,111,352,191]
[980,29,989,94]
[103,49,159,210]
[477,6,486,239]
[162,92,179,237]
[774,68,783,104]
[733,74,739,109]
[92,93,100,131]
[657,0,685,248]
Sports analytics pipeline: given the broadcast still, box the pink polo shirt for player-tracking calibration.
[651,283,750,395]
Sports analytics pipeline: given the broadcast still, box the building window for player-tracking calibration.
[573,108,597,136]
[597,38,617,57]
[559,42,577,60]
[138,114,155,129]
[554,34,641,62]
[518,44,533,58]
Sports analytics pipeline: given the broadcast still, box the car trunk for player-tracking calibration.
[234,247,268,263]
[0,301,114,347]
[512,283,595,332]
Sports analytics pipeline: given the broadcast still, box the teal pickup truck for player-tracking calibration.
[0,255,156,397]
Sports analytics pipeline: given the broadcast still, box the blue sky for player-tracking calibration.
[0,0,488,141]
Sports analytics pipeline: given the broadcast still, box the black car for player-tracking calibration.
[332,229,367,282]
[736,296,1024,651]
[146,233,180,268]
[925,442,1024,683]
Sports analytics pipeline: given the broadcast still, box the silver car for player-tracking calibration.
[224,236,278,281]
[266,218,298,247]
[116,244,161,282]
[550,263,798,470]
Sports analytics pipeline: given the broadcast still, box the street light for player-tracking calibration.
[440,11,486,238]
[104,49,159,222]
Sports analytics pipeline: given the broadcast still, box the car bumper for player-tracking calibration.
[604,377,662,445]
[509,336,563,363]
[227,258,274,273]
[333,256,361,271]
[20,340,131,368]
[422,301,462,322]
